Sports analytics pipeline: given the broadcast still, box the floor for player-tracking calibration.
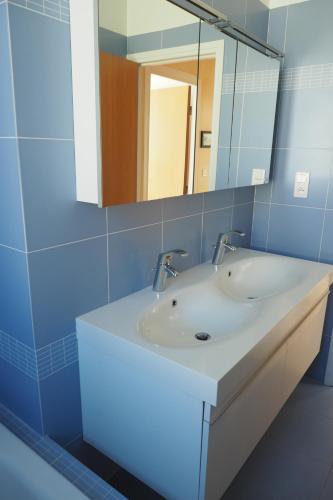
[68,378,333,500]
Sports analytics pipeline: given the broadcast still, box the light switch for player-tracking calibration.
[251,169,266,185]
[294,172,310,198]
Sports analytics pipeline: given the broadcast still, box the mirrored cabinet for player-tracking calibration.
[70,0,281,207]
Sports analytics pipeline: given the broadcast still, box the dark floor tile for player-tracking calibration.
[66,438,119,481]
[108,467,165,500]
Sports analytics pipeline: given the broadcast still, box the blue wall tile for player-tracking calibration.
[251,202,269,251]
[0,358,43,433]
[108,200,162,233]
[108,225,162,302]
[163,215,202,271]
[319,212,333,265]
[99,27,127,57]
[19,139,106,251]
[0,139,26,250]
[0,3,16,137]
[267,205,324,261]
[202,207,233,262]
[267,6,288,52]
[162,23,200,49]
[234,186,255,205]
[271,149,333,208]
[40,362,82,446]
[28,237,108,348]
[213,0,247,28]
[0,246,34,347]
[246,0,269,41]
[204,188,234,211]
[163,194,203,221]
[232,203,253,247]
[9,4,73,138]
[255,182,272,203]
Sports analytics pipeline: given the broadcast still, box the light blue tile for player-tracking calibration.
[234,186,255,205]
[212,0,247,27]
[0,139,26,250]
[0,246,34,347]
[255,182,272,203]
[271,149,333,208]
[204,188,234,211]
[276,88,333,149]
[28,237,108,348]
[284,0,333,68]
[127,31,162,54]
[325,169,333,209]
[108,200,162,233]
[162,23,200,49]
[163,194,202,221]
[219,94,235,149]
[0,358,43,433]
[267,205,324,261]
[250,202,269,251]
[267,6,288,52]
[99,27,127,57]
[0,4,15,137]
[19,140,106,251]
[240,92,278,149]
[40,363,82,446]
[215,148,231,190]
[319,212,333,265]
[9,4,73,138]
[108,225,162,302]
[201,207,233,262]
[232,203,253,248]
[245,0,269,41]
[163,215,202,271]
[235,148,272,187]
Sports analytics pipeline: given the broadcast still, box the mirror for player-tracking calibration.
[70,0,281,206]
[228,43,280,189]
[98,0,201,206]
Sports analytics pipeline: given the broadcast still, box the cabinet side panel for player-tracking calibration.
[78,342,203,500]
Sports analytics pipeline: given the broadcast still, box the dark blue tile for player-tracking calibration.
[28,237,108,348]
[232,203,253,248]
[204,188,234,211]
[276,88,333,149]
[108,225,162,302]
[267,6,288,53]
[0,4,15,137]
[108,200,162,233]
[267,205,324,261]
[40,363,82,446]
[213,0,247,27]
[250,202,269,251]
[0,358,43,433]
[0,139,26,250]
[201,207,233,262]
[163,215,202,271]
[284,0,333,68]
[163,194,202,220]
[19,140,106,251]
[271,149,333,208]
[234,186,255,205]
[9,4,73,138]
[0,246,34,347]
[319,211,333,264]
[254,182,272,203]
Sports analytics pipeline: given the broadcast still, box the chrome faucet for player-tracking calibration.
[153,249,189,292]
[212,230,246,266]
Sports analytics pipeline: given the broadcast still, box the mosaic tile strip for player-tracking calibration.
[0,330,38,380]
[9,0,70,23]
[281,63,333,91]
[0,330,78,380]
[223,69,280,94]
[0,403,125,500]
[37,334,78,380]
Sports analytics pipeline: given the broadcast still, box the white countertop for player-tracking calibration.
[77,249,333,407]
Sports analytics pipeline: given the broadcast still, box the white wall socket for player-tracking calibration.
[294,172,310,198]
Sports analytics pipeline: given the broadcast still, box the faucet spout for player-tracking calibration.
[212,230,246,266]
[153,249,189,292]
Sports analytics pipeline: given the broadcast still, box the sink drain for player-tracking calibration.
[195,332,211,342]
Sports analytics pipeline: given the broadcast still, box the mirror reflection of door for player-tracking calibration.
[139,62,198,201]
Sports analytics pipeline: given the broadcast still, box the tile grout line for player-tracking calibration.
[317,168,331,263]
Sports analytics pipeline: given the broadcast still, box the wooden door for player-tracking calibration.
[100,52,139,207]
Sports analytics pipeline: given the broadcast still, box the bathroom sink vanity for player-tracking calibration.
[77,249,333,500]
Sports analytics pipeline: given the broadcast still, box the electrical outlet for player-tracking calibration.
[294,172,310,198]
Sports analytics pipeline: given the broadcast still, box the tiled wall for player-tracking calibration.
[0,0,265,442]
[251,0,333,384]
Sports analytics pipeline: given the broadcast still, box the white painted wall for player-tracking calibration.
[99,0,127,34]
[260,0,309,9]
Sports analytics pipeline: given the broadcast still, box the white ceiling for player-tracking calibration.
[260,0,309,8]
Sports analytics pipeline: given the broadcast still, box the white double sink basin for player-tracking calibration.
[77,249,333,407]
